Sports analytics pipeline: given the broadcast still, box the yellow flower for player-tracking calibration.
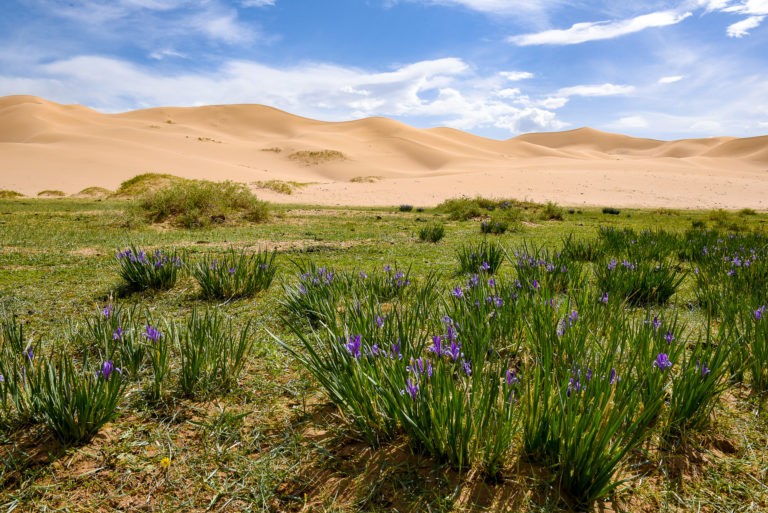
[160,457,171,469]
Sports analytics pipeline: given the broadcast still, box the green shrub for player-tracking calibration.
[738,208,757,216]
[602,207,621,215]
[0,190,23,199]
[399,204,414,212]
[418,224,445,243]
[539,201,564,221]
[127,180,269,228]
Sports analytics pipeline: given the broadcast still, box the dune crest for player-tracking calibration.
[0,95,767,209]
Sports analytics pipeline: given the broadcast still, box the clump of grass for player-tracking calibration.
[37,190,66,197]
[691,220,706,229]
[594,258,684,306]
[261,147,282,153]
[480,218,508,234]
[0,190,23,199]
[349,176,381,183]
[35,354,126,446]
[127,180,269,228]
[655,208,680,216]
[191,248,277,299]
[116,246,184,291]
[196,137,221,143]
[456,240,504,275]
[437,196,533,221]
[602,207,621,215]
[113,173,186,197]
[399,204,413,212]
[539,201,564,221]
[176,309,254,398]
[289,150,345,165]
[739,208,757,216]
[418,224,445,243]
[254,180,309,195]
[77,186,112,198]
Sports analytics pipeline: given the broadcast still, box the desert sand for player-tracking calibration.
[1,94,766,209]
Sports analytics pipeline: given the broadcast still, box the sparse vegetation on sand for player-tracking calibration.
[37,190,66,197]
[0,199,767,512]
[76,186,113,198]
[260,147,282,153]
[125,179,269,228]
[253,179,310,195]
[113,172,186,197]
[0,190,23,198]
[288,149,346,166]
[349,175,381,183]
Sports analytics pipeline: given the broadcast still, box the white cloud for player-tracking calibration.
[726,15,765,36]
[690,120,723,132]
[659,75,684,83]
[613,115,649,128]
[404,0,564,15]
[509,10,692,46]
[536,96,569,109]
[0,55,570,135]
[149,48,186,60]
[557,83,635,97]
[500,71,534,81]
[758,121,768,127]
[241,0,275,6]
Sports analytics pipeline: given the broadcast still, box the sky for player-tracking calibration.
[0,0,767,140]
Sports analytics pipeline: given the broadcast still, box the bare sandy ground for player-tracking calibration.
[1,95,766,209]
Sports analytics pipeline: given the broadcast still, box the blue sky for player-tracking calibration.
[1,0,767,139]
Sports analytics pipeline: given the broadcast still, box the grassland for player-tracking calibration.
[0,197,766,512]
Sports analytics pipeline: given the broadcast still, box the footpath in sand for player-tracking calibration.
[1,95,767,209]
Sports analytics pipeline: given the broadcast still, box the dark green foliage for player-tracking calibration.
[418,223,445,243]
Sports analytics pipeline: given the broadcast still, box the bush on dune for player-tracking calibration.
[125,179,269,229]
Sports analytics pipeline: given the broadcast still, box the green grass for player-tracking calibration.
[113,172,187,197]
[0,190,23,199]
[253,180,311,195]
[0,198,767,511]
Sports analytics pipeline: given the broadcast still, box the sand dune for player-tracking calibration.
[1,95,766,209]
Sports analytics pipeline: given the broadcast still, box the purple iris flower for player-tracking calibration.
[461,359,472,377]
[608,259,617,270]
[344,335,362,360]
[506,369,518,386]
[359,271,368,279]
[228,267,236,274]
[376,316,385,328]
[102,305,113,319]
[113,327,123,340]
[653,353,673,371]
[143,325,162,342]
[480,262,491,272]
[404,378,419,400]
[391,340,402,360]
[609,368,617,385]
[601,292,609,304]
[664,331,675,344]
[23,346,33,360]
[488,278,496,288]
[653,317,661,331]
[699,360,711,377]
[451,286,464,298]
[98,361,121,380]
[755,306,767,321]
[568,311,579,326]
[531,279,540,290]
[428,335,444,357]
[447,340,462,361]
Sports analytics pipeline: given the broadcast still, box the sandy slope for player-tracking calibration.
[1,95,767,209]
